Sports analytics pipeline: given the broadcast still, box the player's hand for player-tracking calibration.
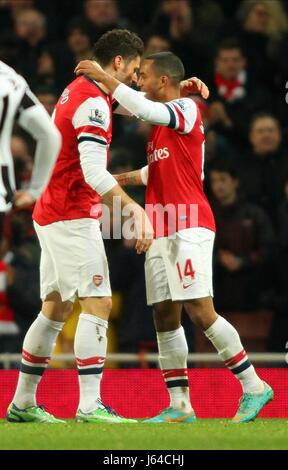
[74,60,106,82]
[133,206,154,254]
[180,77,209,99]
[13,190,35,209]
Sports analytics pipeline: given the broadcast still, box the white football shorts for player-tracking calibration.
[145,227,215,305]
[34,218,111,302]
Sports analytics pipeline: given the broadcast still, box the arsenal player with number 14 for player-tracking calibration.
[75,52,274,424]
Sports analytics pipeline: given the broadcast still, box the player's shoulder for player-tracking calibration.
[70,76,108,99]
[0,60,27,97]
[61,76,110,112]
[165,97,200,134]
[67,78,111,130]
[168,97,198,114]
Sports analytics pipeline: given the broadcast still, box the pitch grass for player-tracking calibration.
[0,419,287,450]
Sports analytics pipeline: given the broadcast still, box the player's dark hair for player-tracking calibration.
[93,29,144,66]
[209,158,239,180]
[145,52,185,85]
[216,38,244,57]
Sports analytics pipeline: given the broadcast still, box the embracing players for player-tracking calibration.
[75,52,274,423]
[7,29,206,425]
[7,30,153,424]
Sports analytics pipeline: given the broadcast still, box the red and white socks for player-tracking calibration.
[74,313,108,413]
[156,316,263,412]
[204,315,264,394]
[13,312,64,409]
[157,326,193,413]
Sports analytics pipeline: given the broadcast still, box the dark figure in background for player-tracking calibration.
[207,38,273,148]
[6,209,41,338]
[144,34,171,55]
[35,85,57,116]
[66,19,94,65]
[209,159,275,313]
[269,179,288,351]
[13,8,48,89]
[236,0,287,88]
[150,0,215,77]
[37,45,75,96]
[83,0,134,41]
[236,113,288,227]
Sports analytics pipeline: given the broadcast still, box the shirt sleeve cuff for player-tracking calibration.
[140,166,149,186]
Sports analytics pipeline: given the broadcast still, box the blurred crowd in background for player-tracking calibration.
[0,0,288,362]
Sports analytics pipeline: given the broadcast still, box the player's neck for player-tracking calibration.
[95,65,117,95]
[161,87,181,103]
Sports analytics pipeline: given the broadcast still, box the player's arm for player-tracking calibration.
[112,77,208,116]
[79,143,153,253]
[75,61,196,132]
[15,89,62,207]
[114,166,148,186]
[74,99,153,253]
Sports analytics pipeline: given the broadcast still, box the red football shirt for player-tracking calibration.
[33,76,113,225]
[145,98,215,237]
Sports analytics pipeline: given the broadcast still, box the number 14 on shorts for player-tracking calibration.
[176,259,195,289]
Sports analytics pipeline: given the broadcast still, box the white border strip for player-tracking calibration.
[0,353,286,369]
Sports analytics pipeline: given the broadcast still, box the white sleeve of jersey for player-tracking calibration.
[73,96,117,196]
[112,84,198,133]
[72,95,110,144]
[0,64,61,204]
[18,98,62,200]
[113,83,172,126]
[112,98,133,116]
[140,165,149,185]
[79,140,117,196]
[0,66,31,210]
[165,98,198,134]
[0,77,14,99]
[112,91,147,117]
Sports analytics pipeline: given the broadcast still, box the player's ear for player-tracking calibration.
[113,55,123,71]
[161,76,169,87]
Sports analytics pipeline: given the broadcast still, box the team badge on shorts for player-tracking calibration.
[93,275,103,287]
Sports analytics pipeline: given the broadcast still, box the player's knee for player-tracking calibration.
[62,301,74,319]
[99,296,112,314]
[153,310,180,332]
[79,296,112,318]
[185,299,217,330]
[42,294,73,323]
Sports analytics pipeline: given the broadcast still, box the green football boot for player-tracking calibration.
[76,399,137,424]
[6,403,66,423]
[232,382,274,423]
[144,407,197,424]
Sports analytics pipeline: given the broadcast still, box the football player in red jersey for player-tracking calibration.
[75,53,273,424]
[8,30,154,425]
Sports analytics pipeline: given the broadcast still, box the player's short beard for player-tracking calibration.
[114,68,130,86]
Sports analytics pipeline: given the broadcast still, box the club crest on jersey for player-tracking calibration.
[60,88,70,104]
[89,109,106,126]
[93,275,103,287]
